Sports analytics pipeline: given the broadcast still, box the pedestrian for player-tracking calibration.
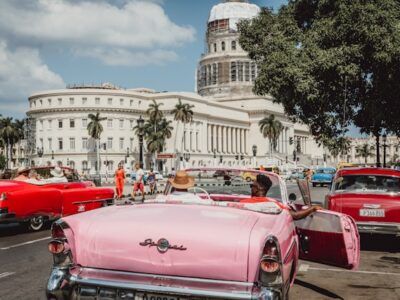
[115,163,125,200]
[131,163,145,202]
[147,168,156,195]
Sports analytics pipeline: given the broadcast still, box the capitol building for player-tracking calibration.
[26,0,324,174]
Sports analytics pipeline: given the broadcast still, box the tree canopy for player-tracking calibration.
[239,0,400,143]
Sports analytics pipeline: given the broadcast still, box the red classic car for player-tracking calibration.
[326,167,400,236]
[0,166,114,231]
[46,168,359,300]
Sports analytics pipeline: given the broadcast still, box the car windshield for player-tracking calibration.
[164,168,283,202]
[316,168,335,174]
[334,175,400,193]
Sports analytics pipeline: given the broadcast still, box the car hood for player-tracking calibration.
[64,204,280,282]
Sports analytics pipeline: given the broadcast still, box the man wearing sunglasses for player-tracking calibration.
[242,174,321,220]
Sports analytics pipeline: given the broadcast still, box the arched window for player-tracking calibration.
[82,161,88,171]
[213,43,217,52]
[221,41,226,51]
[231,41,236,51]
[69,161,75,169]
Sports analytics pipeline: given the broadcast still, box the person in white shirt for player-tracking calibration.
[46,167,68,183]
[131,163,145,201]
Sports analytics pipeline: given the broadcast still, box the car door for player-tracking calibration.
[295,179,360,270]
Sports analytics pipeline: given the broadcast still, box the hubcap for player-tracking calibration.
[30,216,44,230]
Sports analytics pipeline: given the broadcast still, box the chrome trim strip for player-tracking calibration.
[71,275,255,299]
[78,267,254,287]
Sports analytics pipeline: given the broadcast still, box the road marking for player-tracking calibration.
[299,264,400,276]
[298,264,310,272]
[0,236,51,250]
[0,272,15,279]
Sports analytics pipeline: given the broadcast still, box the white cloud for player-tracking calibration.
[0,40,65,115]
[0,0,195,65]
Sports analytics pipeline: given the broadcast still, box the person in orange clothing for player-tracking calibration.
[241,174,321,220]
[114,164,125,200]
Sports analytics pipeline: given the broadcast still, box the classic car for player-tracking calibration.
[326,167,400,236]
[46,168,359,300]
[0,166,114,231]
[311,167,336,187]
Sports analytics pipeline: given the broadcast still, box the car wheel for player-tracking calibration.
[28,216,45,231]
[312,183,316,187]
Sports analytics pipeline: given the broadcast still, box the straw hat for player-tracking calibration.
[168,170,195,189]
[50,166,64,178]
[17,166,27,173]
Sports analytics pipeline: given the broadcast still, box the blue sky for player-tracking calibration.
[0,0,287,118]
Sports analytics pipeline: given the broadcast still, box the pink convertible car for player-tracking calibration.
[46,168,359,300]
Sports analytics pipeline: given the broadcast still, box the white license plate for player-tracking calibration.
[135,293,184,300]
[359,209,385,217]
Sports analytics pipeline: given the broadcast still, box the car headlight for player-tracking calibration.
[0,193,7,201]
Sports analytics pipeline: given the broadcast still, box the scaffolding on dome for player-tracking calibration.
[66,82,122,90]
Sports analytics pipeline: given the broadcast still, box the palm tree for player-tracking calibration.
[258,114,283,158]
[324,136,351,163]
[146,100,164,124]
[172,99,194,168]
[355,144,374,164]
[0,117,16,169]
[158,118,173,140]
[87,112,106,174]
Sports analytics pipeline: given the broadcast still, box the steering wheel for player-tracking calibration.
[188,187,212,201]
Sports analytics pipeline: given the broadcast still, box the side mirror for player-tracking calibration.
[289,193,297,202]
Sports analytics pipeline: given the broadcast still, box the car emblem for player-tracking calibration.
[363,204,381,209]
[139,238,187,253]
[77,204,86,212]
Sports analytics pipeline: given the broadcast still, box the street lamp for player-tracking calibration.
[125,147,130,164]
[51,150,54,160]
[213,149,217,167]
[136,116,145,168]
[252,145,257,168]
[66,158,70,166]
[219,155,223,165]
[37,147,44,158]
[184,152,191,162]
[383,134,387,168]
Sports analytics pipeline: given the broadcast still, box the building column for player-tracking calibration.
[233,128,237,154]
[221,126,226,153]
[218,126,224,153]
[227,127,231,154]
[212,125,217,153]
[240,129,244,154]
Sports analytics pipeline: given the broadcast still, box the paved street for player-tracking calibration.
[0,186,399,300]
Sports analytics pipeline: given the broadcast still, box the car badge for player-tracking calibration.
[363,204,381,209]
[77,204,86,212]
[139,238,187,253]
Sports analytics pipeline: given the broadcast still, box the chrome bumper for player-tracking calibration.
[0,208,16,223]
[357,222,400,236]
[47,267,282,300]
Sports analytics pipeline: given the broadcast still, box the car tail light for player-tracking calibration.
[48,240,65,254]
[49,221,73,268]
[259,237,283,287]
[52,223,66,239]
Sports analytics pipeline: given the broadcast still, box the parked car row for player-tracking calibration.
[0,166,114,231]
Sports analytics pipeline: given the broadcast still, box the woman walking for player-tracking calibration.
[115,164,125,200]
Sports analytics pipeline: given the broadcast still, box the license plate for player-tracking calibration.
[359,209,385,217]
[135,293,184,300]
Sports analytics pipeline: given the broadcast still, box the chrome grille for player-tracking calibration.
[75,285,220,300]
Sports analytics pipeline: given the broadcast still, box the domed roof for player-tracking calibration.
[208,0,260,31]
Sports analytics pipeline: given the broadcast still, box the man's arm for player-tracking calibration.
[290,206,322,220]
